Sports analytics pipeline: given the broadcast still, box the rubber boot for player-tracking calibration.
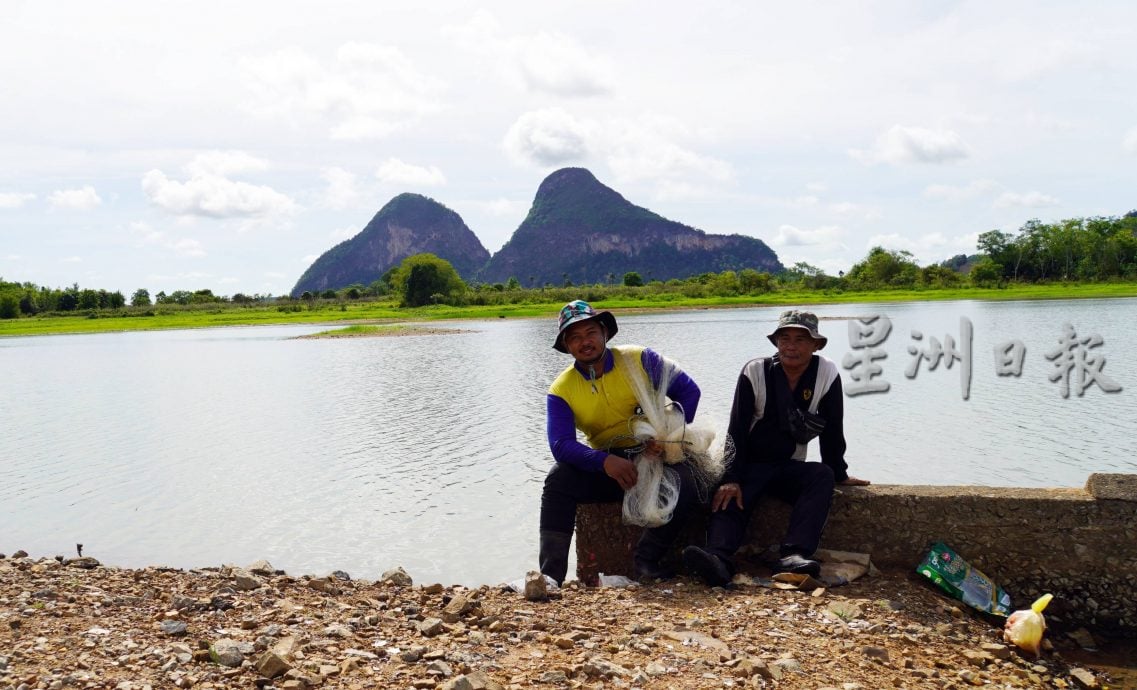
[539,529,573,586]
[633,527,677,582]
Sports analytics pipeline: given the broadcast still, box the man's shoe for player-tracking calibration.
[682,546,731,587]
[774,553,821,577]
[633,558,676,582]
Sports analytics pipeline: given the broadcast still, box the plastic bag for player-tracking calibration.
[916,542,1012,616]
[1004,593,1053,657]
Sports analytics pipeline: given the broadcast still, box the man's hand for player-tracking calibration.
[603,455,638,490]
[840,476,871,486]
[711,482,744,511]
[642,439,664,458]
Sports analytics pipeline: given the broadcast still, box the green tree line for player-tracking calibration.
[3,211,1135,319]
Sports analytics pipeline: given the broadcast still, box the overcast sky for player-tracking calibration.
[3,1,1136,297]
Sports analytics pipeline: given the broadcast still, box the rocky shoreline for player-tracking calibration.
[0,552,1122,690]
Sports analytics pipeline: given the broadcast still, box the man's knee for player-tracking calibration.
[802,463,835,492]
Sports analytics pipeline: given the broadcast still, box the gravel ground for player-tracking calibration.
[0,552,1123,690]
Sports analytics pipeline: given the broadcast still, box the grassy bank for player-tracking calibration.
[2,282,1136,337]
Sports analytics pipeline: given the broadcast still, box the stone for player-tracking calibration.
[441,677,475,690]
[1085,473,1137,501]
[65,557,100,569]
[255,651,291,679]
[980,642,1011,659]
[422,582,444,594]
[537,670,568,684]
[417,618,444,637]
[381,567,413,586]
[231,568,261,591]
[580,657,630,678]
[443,594,473,622]
[330,570,351,581]
[645,661,667,676]
[862,646,889,662]
[246,559,275,575]
[308,577,341,595]
[210,639,245,668]
[1069,627,1098,650]
[1069,667,1099,689]
[159,620,187,637]
[523,571,547,602]
[426,660,452,677]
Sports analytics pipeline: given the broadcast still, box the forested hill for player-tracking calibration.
[480,168,783,286]
[291,194,490,297]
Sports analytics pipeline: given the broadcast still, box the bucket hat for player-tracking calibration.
[553,300,618,352]
[767,309,827,349]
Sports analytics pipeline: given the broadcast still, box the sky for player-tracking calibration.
[2,1,1136,298]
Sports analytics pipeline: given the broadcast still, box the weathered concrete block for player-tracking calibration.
[575,474,1137,636]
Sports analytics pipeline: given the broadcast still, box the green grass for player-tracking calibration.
[3,282,1137,337]
[306,324,409,338]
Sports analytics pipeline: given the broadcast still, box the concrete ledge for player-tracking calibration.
[575,473,1137,635]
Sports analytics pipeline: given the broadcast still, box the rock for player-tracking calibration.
[443,593,473,622]
[210,638,245,668]
[422,582,444,594]
[1069,667,1099,689]
[980,642,1011,659]
[417,618,444,637]
[1069,628,1098,651]
[246,559,275,575]
[65,557,100,569]
[13,550,28,558]
[426,660,452,677]
[231,568,261,591]
[581,657,631,678]
[323,623,352,638]
[464,671,504,690]
[255,651,291,679]
[159,620,187,636]
[645,661,667,676]
[537,670,568,684]
[330,570,351,581]
[381,567,413,586]
[308,577,341,595]
[441,677,475,690]
[523,571,547,602]
[862,646,889,662]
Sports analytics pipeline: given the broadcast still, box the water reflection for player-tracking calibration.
[1,299,1134,585]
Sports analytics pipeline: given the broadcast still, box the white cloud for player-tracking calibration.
[170,238,206,257]
[375,158,446,187]
[48,186,102,210]
[142,169,298,219]
[0,192,35,209]
[240,43,445,141]
[994,190,1059,208]
[772,224,843,247]
[185,151,268,177]
[603,116,733,189]
[1124,126,1137,154]
[865,231,973,262]
[923,179,1000,202]
[514,32,614,97]
[478,197,527,217]
[320,167,362,210]
[61,256,82,263]
[504,108,590,166]
[445,11,614,97]
[850,125,971,165]
[329,225,358,242]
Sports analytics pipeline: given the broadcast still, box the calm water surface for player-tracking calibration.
[1,299,1134,585]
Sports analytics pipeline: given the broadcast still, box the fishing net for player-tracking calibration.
[612,347,732,527]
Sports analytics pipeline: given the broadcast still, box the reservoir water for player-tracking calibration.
[1,299,1134,586]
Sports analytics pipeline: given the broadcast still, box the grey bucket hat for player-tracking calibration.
[767,309,827,349]
[553,300,618,352]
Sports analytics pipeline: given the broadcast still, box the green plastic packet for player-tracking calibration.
[916,542,1012,616]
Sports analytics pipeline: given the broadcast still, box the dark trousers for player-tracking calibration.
[540,459,700,560]
[705,460,835,566]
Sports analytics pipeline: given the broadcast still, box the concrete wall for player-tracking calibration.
[575,473,1137,636]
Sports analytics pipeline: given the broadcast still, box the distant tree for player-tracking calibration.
[0,294,18,319]
[623,271,644,287]
[106,291,126,309]
[389,253,466,307]
[345,287,361,299]
[131,289,151,307]
[969,257,1003,287]
[231,293,255,304]
[506,276,520,290]
[846,247,920,288]
[321,289,337,299]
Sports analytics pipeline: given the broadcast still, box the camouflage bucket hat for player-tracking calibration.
[767,309,827,349]
[553,300,618,352]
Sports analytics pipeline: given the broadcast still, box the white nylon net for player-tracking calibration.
[613,347,730,527]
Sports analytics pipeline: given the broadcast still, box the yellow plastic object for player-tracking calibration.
[1003,593,1053,657]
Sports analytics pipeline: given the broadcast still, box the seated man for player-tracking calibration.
[684,309,869,585]
[540,300,703,584]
